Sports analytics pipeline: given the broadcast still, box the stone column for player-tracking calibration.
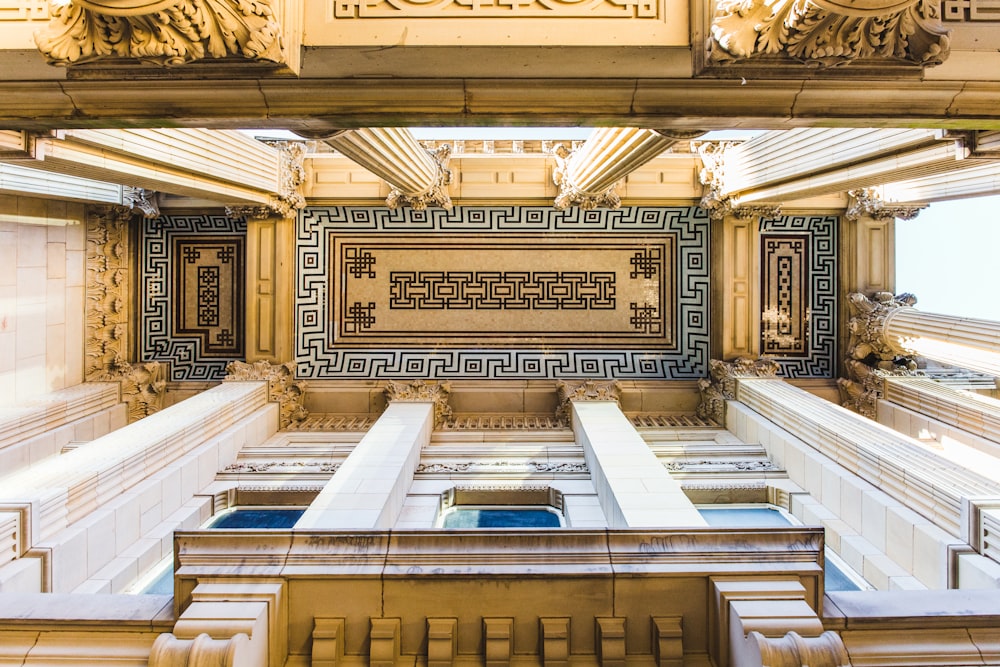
[556,380,706,528]
[553,129,703,210]
[848,292,1000,378]
[294,381,450,530]
[312,128,453,210]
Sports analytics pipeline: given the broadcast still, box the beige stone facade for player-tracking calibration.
[1,3,1000,666]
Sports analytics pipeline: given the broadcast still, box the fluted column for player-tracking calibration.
[552,128,702,210]
[316,128,453,210]
[848,292,1000,377]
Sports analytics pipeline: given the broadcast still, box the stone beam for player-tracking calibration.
[880,160,1000,203]
[310,128,453,210]
[551,128,703,209]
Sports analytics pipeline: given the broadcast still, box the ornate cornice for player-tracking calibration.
[224,360,308,429]
[846,291,918,365]
[847,187,926,221]
[386,144,454,211]
[384,379,453,426]
[555,379,623,424]
[707,0,950,68]
[696,357,780,424]
[697,142,780,221]
[35,0,284,67]
[552,143,621,211]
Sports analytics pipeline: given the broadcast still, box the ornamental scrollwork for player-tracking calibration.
[696,357,780,424]
[35,0,285,67]
[224,360,308,429]
[707,0,950,68]
[386,144,454,211]
[384,379,453,426]
[847,188,926,222]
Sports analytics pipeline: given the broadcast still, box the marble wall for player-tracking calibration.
[0,195,86,406]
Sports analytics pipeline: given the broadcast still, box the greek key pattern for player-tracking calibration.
[941,0,1000,20]
[139,214,247,381]
[759,215,838,378]
[296,206,710,379]
[389,271,616,310]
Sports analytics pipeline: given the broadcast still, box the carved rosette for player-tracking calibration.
[35,0,285,67]
[847,188,926,221]
[846,291,919,365]
[697,142,781,221]
[385,144,454,211]
[708,0,950,68]
[696,357,780,424]
[224,360,308,429]
[384,379,453,427]
[555,379,623,425]
[552,144,622,211]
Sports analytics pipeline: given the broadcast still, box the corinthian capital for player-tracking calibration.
[696,357,779,424]
[697,142,781,221]
[384,380,453,426]
[386,144,454,211]
[708,0,949,68]
[35,0,284,67]
[225,360,308,429]
[555,379,623,424]
[847,188,926,222]
[846,291,918,365]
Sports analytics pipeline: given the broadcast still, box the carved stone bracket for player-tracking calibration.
[747,631,850,667]
[35,0,284,67]
[149,632,250,667]
[263,140,309,217]
[384,379,453,427]
[696,357,780,424]
[697,142,781,221]
[93,359,167,423]
[707,0,950,69]
[847,187,926,221]
[846,291,919,365]
[122,187,160,218]
[386,144,454,211]
[224,360,308,429]
[555,379,623,425]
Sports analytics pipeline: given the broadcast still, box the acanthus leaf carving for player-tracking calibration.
[697,142,780,221]
[847,187,926,221]
[384,379,453,427]
[697,357,780,424]
[224,360,308,429]
[35,0,285,68]
[555,379,623,425]
[708,0,950,68]
[93,358,167,422]
[552,143,622,211]
[123,187,160,218]
[386,144,454,211]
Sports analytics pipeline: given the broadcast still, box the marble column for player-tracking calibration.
[557,380,706,528]
[848,292,1000,378]
[309,128,453,210]
[552,128,703,210]
[294,381,450,530]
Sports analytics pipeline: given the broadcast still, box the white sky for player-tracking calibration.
[895,193,1000,322]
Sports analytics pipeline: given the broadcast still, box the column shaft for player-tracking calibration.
[881,376,1000,446]
[884,308,1000,377]
[295,402,433,530]
[323,128,452,209]
[570,401,705,528]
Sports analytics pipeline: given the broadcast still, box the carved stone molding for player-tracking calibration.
[555,379,623,424]
[663,459,779,471]
[223,461,342,473]
[696,357,780,424]
[85,210,130,381]
[35,0,285,67]
[149,632,250,667]
[748,631,850,667]
[384,379,453,426]
[386,144,454,211]
[846,291,918,365]
[225,205,274,220]
[697,142,781,221]
[122,186,160,218]
[707,0,950,69]
[416,461,589,474]
[847,187,926,221]
[224,360,308,429]
[552,143,622,211]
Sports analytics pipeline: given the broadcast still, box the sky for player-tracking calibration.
[895,194,1000,322]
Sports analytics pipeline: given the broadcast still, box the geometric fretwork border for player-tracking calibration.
[139,214,248,381]
[296,206,710,380]
[759,215,838,378]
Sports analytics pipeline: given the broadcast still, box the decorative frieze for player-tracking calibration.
[384,379,453,427]
[663,459,778,472]
[696,357,780,424]
[707,0,950,68]
[35,0,285,67]
[415,461,589,474]
[223,461,342,473]
[555,379,622,425]
[224,360,308,429]
[847,188,926,221]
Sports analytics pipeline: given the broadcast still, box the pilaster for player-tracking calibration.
[712,217,761,360]
[243,214,296,365]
